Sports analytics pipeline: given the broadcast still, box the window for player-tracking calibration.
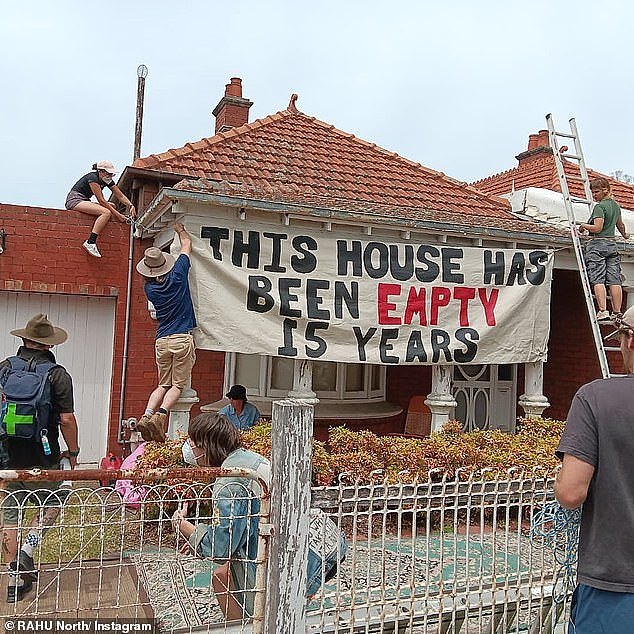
[226,353,386,402]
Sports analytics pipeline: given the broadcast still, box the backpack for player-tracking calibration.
[0,357,60,453]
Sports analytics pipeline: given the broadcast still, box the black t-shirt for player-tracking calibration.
[70,171,114,199]
[556,375,634,592]
[0,346,74,468]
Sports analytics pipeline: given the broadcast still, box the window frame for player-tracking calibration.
[225,353,387,402]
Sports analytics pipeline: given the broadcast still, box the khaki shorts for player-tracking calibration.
[156,332,196,389]
[1,478,68,526]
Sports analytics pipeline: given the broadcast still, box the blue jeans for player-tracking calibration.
[569,583,634,633]
[307,534,347,597]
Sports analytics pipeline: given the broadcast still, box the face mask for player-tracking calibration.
[100,171,113,184]
[181,440,199,466]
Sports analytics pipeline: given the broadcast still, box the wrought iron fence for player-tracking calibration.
[0,466,568,634]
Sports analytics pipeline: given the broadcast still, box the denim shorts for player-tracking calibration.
[569,583,634,633]
[584,239,622,286]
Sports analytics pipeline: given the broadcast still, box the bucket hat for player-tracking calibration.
[136,247,176,278]
[10,314,68,345]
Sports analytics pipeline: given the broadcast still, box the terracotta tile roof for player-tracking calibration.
[473,143,634,210]
[172,177,567,238]
[134,106,517,222]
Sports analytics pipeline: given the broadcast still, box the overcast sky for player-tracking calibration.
[2,0,633,208]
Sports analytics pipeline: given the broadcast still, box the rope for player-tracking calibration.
[530,501,581,604]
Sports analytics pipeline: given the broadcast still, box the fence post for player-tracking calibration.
[264,398,314,633]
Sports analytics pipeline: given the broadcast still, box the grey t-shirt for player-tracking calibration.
[556,375,634,592]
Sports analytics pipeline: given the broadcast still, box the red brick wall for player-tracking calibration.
[0,203,223,454]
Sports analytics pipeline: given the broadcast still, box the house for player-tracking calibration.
[2,83,631,465]
[472,128,634,414]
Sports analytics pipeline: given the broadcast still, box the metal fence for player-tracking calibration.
[0,466,568,634]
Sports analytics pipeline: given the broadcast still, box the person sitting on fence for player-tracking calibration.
[65,161,136,259]
[171,412,346,621]
[136,223,197,444]
[578,177,629,323]
[555,305,634,633]
[0,314,80,602]
[219,385,260,431]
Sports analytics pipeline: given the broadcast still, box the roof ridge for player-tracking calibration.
[471,155,558,186]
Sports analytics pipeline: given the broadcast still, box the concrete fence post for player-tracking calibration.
[263,398,314,633]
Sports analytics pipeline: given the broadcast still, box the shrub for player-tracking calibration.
[134,419,563,486]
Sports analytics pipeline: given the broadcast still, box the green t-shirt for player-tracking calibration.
[589,197,621,238]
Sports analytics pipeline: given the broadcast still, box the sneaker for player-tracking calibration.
[148,412,168,443]
[82,241,102,258]
[6,552,37,602]
[136,414,153,442]
[596,310,611,323]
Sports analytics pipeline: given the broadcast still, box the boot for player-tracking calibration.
[148,412,168,443]
[6,552,37,602]
[136,414,154,442]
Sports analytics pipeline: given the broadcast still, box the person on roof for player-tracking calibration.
[579,177,629,323]
[65,161,136,258]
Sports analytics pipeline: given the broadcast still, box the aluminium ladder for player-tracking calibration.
[545,114,620,379]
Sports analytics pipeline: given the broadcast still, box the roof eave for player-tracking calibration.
[137,187,574,247]
[117,165,193,192]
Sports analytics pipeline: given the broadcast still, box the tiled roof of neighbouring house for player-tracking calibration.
[472,130,634,210]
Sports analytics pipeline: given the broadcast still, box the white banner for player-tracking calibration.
[184,216,553,365]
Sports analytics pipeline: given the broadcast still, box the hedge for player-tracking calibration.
[135,418,564,486]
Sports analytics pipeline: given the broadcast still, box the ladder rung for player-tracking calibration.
[570,197,592,204]
[565,174,586,182]
[604,346,621,353]
[555,131,576,139]
[560,153,582,161]
[610,373,627,378]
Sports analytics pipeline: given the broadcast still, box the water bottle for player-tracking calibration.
[60,457,72,489]
[41,430,51,456]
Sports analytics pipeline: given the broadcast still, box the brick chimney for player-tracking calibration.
[515,129,553,166]
[212,78,253,134]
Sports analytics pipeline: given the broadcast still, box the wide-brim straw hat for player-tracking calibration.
[136,247,176,278]
[10,313,68,345]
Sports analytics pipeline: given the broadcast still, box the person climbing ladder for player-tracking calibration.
[65,161,136,258]
[579,177,629,322]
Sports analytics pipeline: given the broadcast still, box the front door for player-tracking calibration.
[452,364,517,432]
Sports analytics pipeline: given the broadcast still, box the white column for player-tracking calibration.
[288,359,319,403]
[168,380,199,439]
[518,361,550,418]
[425,365,457,432]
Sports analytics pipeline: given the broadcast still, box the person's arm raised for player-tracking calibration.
[174,222,192,257]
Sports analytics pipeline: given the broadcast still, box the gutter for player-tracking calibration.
[137,187,583,248]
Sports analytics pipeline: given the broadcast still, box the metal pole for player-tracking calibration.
[117,64,148,441]
[133,65,148,162]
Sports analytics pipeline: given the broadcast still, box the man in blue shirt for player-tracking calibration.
[219,385,260,431]
[135,223,196,442]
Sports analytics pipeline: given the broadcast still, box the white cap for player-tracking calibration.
[96,160,117,175]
